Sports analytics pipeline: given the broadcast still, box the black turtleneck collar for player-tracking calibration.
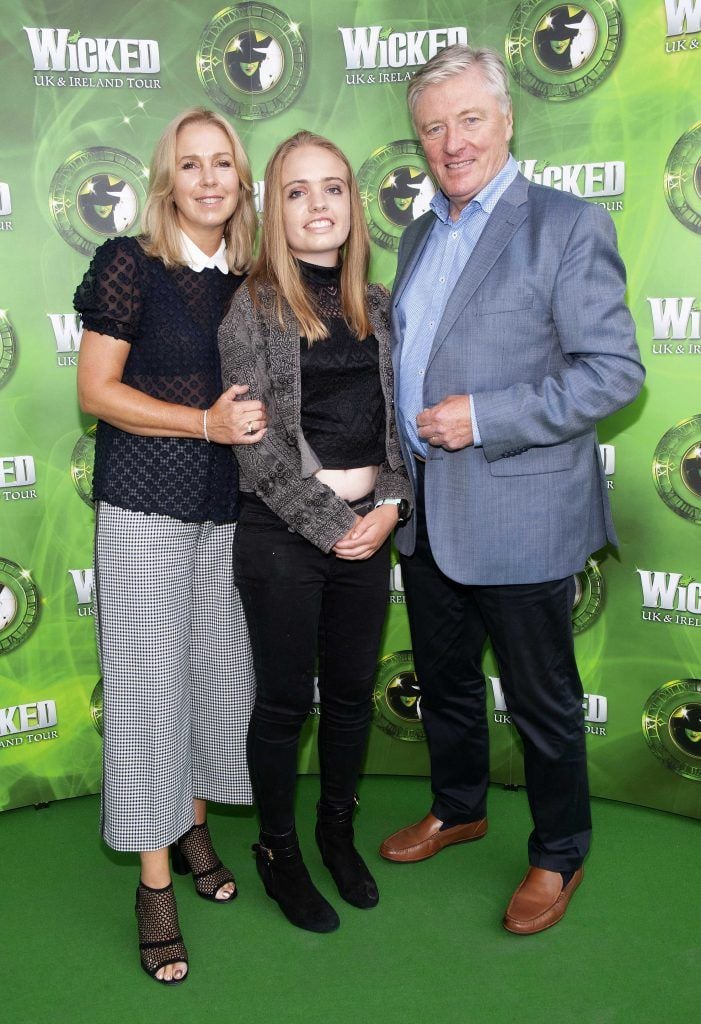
[298,259,341,285]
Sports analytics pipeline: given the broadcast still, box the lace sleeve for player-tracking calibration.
[73,236,144,343]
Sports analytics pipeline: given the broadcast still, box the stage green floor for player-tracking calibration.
[3,776,697,1024]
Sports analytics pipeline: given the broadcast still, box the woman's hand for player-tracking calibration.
[207,384,267,444]
[332,504,398,560]
[78,331,267,442]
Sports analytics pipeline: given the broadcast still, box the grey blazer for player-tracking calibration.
[392,172,645,585]
[219,281,411,553]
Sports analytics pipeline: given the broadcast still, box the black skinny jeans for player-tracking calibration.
[233,493,390,835]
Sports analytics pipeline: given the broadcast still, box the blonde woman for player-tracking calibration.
[75,108,266,983]
[218,131,411,933]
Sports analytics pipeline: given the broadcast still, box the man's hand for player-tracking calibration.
[417,395,473,450]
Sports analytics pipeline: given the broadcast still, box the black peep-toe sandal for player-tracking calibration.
[171,821,237,903]
[135,880,188,985]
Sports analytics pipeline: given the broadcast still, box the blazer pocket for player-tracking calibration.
[476,289,534,314]
[489,443,574,476]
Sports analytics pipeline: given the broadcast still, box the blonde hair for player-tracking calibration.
[140,107,256,273]
[249,131,371,342]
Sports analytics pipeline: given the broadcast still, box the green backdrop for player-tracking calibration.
[1,1,700,819]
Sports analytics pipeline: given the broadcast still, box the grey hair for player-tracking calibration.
[407,44,512,125]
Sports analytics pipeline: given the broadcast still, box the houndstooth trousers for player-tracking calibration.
[94,502,255,852]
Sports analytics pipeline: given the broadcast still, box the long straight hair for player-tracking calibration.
[140,107,256,273]
[248,131,371,341]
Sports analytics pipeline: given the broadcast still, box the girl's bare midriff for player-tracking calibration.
[315,465,379,501]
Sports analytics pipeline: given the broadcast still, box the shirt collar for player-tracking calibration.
[430,154,519,225]
[179,231,229,274]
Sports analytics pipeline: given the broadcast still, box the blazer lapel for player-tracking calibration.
[391,213,435,327]
[426,175,529,373]
[390,213,435,388]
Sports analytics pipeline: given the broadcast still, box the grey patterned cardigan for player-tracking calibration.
[218,280,411,553]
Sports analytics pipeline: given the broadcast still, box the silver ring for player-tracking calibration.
[247,421,254,434]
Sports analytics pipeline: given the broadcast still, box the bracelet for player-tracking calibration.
[203,408,211,443]
[374,498,401,508]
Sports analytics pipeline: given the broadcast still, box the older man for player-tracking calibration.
[380,45,644,934]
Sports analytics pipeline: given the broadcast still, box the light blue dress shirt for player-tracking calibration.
[397,155,519,456]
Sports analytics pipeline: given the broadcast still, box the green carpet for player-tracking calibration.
[3,776,697,1024]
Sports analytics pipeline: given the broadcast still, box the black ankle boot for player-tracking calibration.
[253,830,340,933]
[316,798,379,909]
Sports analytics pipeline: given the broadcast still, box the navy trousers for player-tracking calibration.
[400,461,591,872]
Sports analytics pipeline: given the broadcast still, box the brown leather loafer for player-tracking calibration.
[503,866,583,934]
[379,812,487,863]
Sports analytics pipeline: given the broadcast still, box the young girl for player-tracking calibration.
[218,131,410,933]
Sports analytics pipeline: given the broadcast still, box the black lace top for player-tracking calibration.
[298,261,386,470]
[74,236,243,523]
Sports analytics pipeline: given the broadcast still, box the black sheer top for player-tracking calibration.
[74,236,243,523]
[298,261,386,470]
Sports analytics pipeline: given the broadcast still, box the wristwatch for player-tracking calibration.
[374,497,411,526]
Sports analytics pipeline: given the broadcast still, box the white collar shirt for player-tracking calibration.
[179,231,229,274]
